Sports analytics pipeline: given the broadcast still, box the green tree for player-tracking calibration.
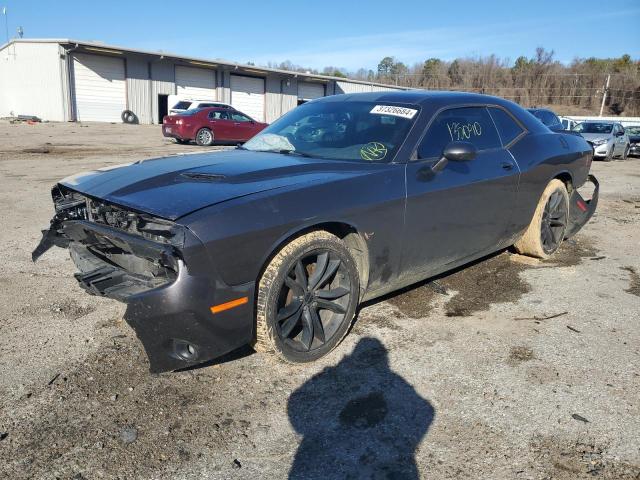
[377,56,395,76]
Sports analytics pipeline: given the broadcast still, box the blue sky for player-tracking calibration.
[2,0,639,70]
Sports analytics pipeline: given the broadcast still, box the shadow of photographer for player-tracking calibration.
[287,337,435,479]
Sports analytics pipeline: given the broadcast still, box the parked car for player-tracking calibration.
[625,125,640,157]
[33,91,598,373]
[572,121,630,161]
[168,99,233,116]
[560,116,580,131]
[527,108,565,131]
[162,107,268,145]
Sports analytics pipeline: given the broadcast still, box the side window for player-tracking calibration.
[208,111,230,120]
[418,106,501,159]
[487,107,525,146]
[231,112,251,122]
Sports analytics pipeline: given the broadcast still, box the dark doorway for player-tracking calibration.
[158,94,169,123]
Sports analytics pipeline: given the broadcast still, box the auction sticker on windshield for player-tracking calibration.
[370,105,418,119]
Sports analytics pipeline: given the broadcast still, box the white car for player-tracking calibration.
[168,99,233,116]
[560,117,580,131]
[573,121,630,161]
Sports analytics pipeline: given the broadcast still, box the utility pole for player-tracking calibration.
[599,74,610,117]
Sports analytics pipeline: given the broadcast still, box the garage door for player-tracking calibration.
[230,75,265,122]
[73,54,126,122]
[298,82,325,101]
[175,66,216,99]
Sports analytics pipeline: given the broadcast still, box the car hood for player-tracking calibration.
[628,135,640,143]
[60,150,365,220]
[579,133,612,142]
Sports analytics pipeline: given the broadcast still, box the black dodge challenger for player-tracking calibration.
[33,91,599,373]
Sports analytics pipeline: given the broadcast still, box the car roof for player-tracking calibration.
[316,90,515,106]
[199,106,235,111]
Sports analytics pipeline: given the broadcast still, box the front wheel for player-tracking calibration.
[514,179,569,258]
[253,231,360,363]
[195,128,214,146]
[621,144,629,160]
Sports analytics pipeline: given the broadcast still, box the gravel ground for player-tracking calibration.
[0,121,638,479]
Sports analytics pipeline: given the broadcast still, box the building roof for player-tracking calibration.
[0,38,409,90]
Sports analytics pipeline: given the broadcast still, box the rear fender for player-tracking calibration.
[565,175,599,239]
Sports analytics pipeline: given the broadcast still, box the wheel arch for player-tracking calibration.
[257,221,370,298]
[553,171,574,194]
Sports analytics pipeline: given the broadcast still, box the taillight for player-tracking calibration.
[176,119,183,125]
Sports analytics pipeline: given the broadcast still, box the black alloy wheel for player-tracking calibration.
[541,189,568,255]
[275,250,352,353]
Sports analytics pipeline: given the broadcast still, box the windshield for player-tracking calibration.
[625,126,640,135]
[573,122,613,134]
[177,108,202,116]
[243,101,419,162]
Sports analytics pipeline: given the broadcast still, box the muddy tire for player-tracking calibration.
[253,231,360,363]
[195,128,214,146]
[514,179,569,259]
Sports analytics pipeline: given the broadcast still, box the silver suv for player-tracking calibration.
[573,121,630,161]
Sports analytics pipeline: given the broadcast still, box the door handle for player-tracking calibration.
[501,161,514,171]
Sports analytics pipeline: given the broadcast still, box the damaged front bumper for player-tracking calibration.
[565,174,599,239]
[33,186,254,373]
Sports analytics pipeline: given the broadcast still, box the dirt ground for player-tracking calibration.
[0,121,639,480]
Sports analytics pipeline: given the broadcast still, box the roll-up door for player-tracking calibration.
[298,82,325,101]
[73,53,126,122]
[175,66,216,99]
[230,75,265,122]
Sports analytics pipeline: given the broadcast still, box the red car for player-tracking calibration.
[162,107,268,146]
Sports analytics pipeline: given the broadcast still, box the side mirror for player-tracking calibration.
[615,130,624,137]
[432,141,477,172]
[443,141,477,161]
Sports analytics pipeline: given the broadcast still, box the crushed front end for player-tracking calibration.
[33,185,254,373]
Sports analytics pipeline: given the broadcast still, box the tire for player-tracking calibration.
[604,146,614,162]
[253,231,360,363]
[621,144,629,160]
[514,179,569,259]
[195,128,214,146]
[121,110,138,124]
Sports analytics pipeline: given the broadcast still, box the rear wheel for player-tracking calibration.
[195,128,214,146]
[514,179,569,258]
[253,231,359,363]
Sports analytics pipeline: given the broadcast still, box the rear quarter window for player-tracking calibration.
[488,107,525,146]
[418,106,501,159]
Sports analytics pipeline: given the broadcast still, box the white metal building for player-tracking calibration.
[0,39,407,124]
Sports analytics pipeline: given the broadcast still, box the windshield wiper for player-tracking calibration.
[276,149,315,158]
[243,148,316,158]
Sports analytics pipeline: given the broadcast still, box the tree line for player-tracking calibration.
[266,48,640,116]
